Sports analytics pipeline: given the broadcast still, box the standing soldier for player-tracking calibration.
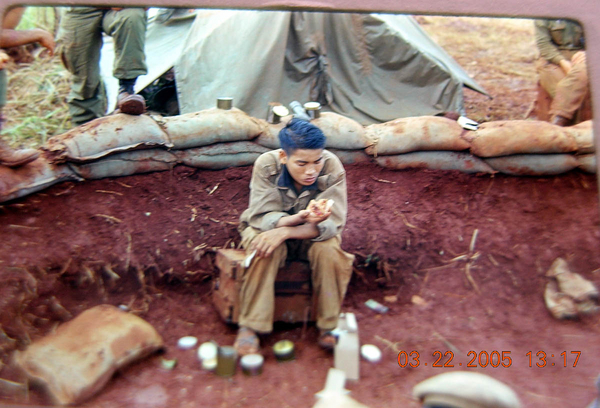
[56,7,147,127]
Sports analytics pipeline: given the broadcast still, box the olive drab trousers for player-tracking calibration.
[238,227,354,333]
[56,7,147,126]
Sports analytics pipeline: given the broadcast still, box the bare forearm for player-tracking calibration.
[1,29,45,48]
[275,213,305,228]
[279,223,320,240]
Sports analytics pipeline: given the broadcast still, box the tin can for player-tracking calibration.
[216,346,237,377]
[273,340,295,361]
[198,341,219,371]
[202,357,218,371]
[304,101,321,119]
[217,97,233,110]
[240,353,264,376]
[271,105,290,124]
[198,341,218,360]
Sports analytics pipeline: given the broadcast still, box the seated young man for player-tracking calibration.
[235,118,355,355]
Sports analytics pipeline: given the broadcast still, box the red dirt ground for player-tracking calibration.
[1,162,599,407]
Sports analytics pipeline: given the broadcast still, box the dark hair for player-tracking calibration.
[278,118,326,154]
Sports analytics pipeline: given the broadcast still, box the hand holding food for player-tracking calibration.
[304,199,334,223]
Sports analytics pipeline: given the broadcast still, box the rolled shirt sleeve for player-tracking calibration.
[535,19,565,65]
[241,152,287,232]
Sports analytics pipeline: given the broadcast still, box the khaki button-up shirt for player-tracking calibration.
[535,19,585,65]
[239,149,348,242]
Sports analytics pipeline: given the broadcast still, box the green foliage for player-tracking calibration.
[15,6,58,33]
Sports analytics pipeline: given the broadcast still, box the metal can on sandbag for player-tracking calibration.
[217,97,233,110]
[267,103,290,124]
[304,101,321,119]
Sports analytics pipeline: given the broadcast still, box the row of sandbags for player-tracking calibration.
[43,108,595,161]
[0,142,271,202]
[0,108,596,203]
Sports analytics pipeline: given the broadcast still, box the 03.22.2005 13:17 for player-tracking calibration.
[397,350,581,368]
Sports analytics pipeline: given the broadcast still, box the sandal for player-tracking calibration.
[318,330,337,350]
[234,327,260,356]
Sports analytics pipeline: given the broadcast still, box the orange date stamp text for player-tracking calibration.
[397,350,581,368]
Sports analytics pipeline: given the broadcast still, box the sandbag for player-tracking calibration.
[577,153,597,173]
[176,152,262,169]
[162,108,264,149]
[311,112,373,150]
[564,120,595,154]
[463,120,577,157]
[174,141,270,169]
[0,157,80,203]
[413,372,521,408]
[43,114,172,164]
[484,154,579,176]
[176,141,270,156]
[69,150,178,180]
[328,148,373,165]
[255,121,285,149]
[375,151,494,174]
[365,116,469,156]
[14,304,163,406]
[256,114,372,151]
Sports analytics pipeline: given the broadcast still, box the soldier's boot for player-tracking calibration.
[116,78,145,116]
[0,138,39,167]
[546,257,599,302]
[544,281,578,320]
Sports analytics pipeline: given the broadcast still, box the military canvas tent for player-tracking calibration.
[101,9,487,125]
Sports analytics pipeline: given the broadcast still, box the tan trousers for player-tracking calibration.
[238,227,354,333]
[536,56,590,121]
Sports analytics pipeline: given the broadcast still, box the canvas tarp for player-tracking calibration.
[100,9,486,124]
[174,10,487,125]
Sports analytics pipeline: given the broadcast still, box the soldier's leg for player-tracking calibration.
[551,59,590,121]
[103,8,147,114]
[307,236,354,331]
[536,57,565,99]
[238,227,287,333]
[102,8,147,81]
[56,7,106,126]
